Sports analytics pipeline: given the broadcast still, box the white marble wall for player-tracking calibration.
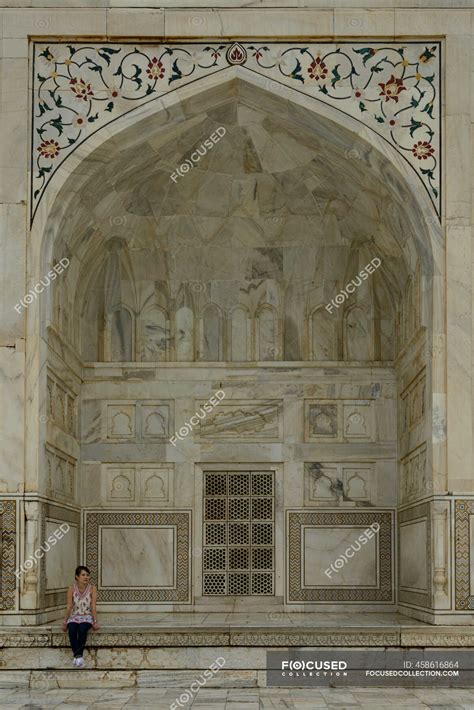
[0,4,472,622]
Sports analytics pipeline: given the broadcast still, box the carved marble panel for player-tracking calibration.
[305,400,375,442]
[287,510,393,603]
[342,403,374,441]
[197,400,282,442]
[46,370,77,437]
[45,445,76,502]
[400,443,428,503]
[0,500,16,610]
[104,404,136,441]
[400,368,426,434]
[306,403,338,440]
[105,467,135,503]
[139,466,171,504]
[102,464,173,507]
[398,502,432,609]
[304,463,374,507]
[101,401,173,442]
[84,511,191,602]
[140,404,170,440]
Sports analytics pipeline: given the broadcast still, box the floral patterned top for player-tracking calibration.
[67,583,94,624]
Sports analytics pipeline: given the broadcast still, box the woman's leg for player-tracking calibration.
[75,622,92,658]
[67,622,79,657]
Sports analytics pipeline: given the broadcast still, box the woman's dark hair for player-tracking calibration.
[75,565,90,577]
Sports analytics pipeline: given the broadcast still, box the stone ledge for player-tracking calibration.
[4,625,474,648]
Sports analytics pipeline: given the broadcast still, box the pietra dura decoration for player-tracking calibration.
[31,41,440,221]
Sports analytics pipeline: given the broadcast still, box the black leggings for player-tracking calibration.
[67,622,91,658]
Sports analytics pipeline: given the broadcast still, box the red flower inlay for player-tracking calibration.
[146,57,165,80]
[37,139,60,159]
[70,77,93,101]
[308,56,328,82]
[378,75,406,103]
[412,141,435,160]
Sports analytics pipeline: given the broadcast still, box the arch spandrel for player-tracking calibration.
[31,40,441,223]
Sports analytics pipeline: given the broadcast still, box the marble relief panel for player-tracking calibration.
[197,400,282,442]
[400,368,426,434]
[46,370,77,437]
[0,500,16,610]
[45,445,76,502]
[304,463,374,507]
[84,511,191,603]
[103,464,173,507]
[400,444,428,503]
[305,400,375,442]
[101,401,173,442]
[287,510,393,603]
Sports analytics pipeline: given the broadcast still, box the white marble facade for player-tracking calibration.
[0,2,473,626]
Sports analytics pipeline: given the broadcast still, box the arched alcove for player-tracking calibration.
[24,74,444,617]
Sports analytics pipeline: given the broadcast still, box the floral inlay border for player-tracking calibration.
[31,41,441,222]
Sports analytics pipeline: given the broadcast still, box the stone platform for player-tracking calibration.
[1,613,474,689]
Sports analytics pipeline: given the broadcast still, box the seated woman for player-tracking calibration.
[62,565,99,667]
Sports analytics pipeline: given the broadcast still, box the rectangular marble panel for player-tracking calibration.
[398,502,432,609]
[84,511,190,602]
[342,402,374,441]
[104,403,136,441]
[140,404,170,439]
[399,519,428,592]
[138,466,171,504]
[304,463,374,507]
[400,443,427,503]
[303,526,377,587]
[287,510,393,603]
[102,464,173,507]
[45,521,78,591]
[100,527,175,588]
[197,400,282,442]
[305,400,375,443]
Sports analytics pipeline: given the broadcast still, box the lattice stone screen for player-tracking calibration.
[202,471,275,595]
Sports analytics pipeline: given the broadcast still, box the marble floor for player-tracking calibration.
[1,686,474,709]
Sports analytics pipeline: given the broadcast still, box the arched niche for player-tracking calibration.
[256,304,279,361]
[199,303,223,362]
[230,306,251,362]
[138,305,169,362]
[310,305,337,361]
[108,306,134,362]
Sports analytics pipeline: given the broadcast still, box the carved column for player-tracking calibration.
[432,500,449,608]
[21,501,40,609]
